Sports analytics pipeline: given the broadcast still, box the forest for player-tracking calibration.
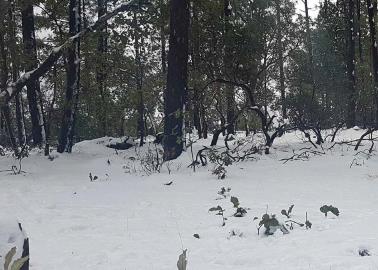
[2,0,378,269]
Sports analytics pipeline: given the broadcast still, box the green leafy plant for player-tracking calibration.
[257,214,289,236]
[281,204,294,218]
[217,187,231,198]
[320,205,340,217]
[209,205,227,226]
[230,196,247,217]
[212,165,226,179]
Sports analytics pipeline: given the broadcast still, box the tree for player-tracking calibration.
[21,0,46,147]
[57,0,81,153]
[163,0,189,161]
[345,0,356,128]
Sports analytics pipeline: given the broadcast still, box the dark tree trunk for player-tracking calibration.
[304,0,316,101]
[134,10,145,146]
[57,0,81,153]
[8,0,26,146]
[191,0,202,138]
[160,0,167,74]
[21,0,46,147]
[163,0,189,161]
[276,0,286,119]
[97,0,108,136]
[224,0,235,135]
[357,0,363,62]
[346,0,356,128]
[367,0,378,126]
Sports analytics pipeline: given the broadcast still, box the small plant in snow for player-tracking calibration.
[320,205,340,217]
[209,205,227,226]
[177,249,187,270]
[230,196,247,217]
[227,229,244,239]
[255,214,289,236]
[217,187,231,198]
[212,165,226,179]
[281,204,294,218]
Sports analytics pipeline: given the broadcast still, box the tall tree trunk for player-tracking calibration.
[134,10,145,146]
[367,0,378,126]
[0,16,18,155]
[8,0,26,146]
[276,0,286,119]
[346,0,356,128]
[304,0,316,101]
[57,0,81,153]
[224,0,235,135]
[160,0,167,75]
[97,0,108,136]
[357,0,363,62]
[21,0,46,147]
[163,0,189,161]
[191,0,202,138]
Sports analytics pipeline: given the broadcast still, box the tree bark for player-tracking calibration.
[8,0,26,146]
[367,0,378,126]
[21,0,46,147]
[163,0,190,161]
[134,9,145,146]
[276,0,286,119]
[345,0,356,128]
[224,0,235,134]
[97,0,108,136]
[57,0,81,153]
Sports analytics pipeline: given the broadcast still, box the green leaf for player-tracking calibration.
[11,256,29,270]
[4,247,16,270]
[230,196,239,208]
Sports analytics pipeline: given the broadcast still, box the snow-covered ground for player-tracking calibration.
[2,129,378,269]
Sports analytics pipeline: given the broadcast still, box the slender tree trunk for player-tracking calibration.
[367,0,378,126]
[97,0,108,136]
[192,0,202,138]
[345,0,356,128]
[57,0,81,153]
[276,0,286,119]
[224,0,235,134]
[134,10,145,146]
[160,0,167,75]
[357,0,363,62]
[304,0,316,101]
[21,0,46,147]
[163,0,189,161]
[8,0,26,146]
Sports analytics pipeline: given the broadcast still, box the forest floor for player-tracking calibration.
[1,128,378,269]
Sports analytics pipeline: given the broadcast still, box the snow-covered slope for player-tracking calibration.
[1,129,378,269]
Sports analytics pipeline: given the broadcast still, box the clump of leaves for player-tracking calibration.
[230,196,239,208]
[234,207,247,217]
[228,229,244,239]
[217,187,231,198]
[212,165,226,179]
[358,248,371,257]
[230,196,247,217]
[257,214,289,236]
[209,205,227,226]
[320,205,340,217]
[281,204,294,218]
[89,172,98,181]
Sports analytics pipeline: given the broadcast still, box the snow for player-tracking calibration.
[2,129,378,269]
